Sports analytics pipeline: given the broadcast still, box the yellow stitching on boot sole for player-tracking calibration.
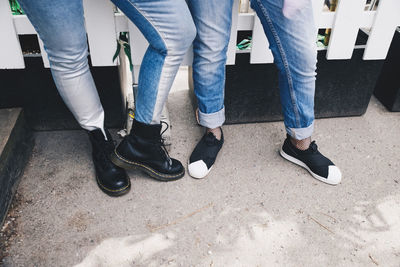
[96,176,130,193]
[114,149,183,178]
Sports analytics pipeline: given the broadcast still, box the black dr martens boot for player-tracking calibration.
[111,120,185,181]
[88,129,131,196]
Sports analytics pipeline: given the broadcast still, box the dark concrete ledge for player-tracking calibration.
[0,108,34,226]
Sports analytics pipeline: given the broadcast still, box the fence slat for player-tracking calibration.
[0,1,24,69]
[327,0,365,60]
[227,0,240,65]
[364,0,400,60]
[237,13,254,31]
[13,15,35,34]
[250,16,274,64]
[37,38,50,68]
[312,0,325,27]
[83,0,117,66]
[128,21,147,66]
[2,0,400,70]
[361,11,376,28]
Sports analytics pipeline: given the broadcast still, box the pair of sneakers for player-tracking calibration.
[188,130,342,185]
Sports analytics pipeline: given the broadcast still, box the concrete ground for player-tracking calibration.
[1,68,400,267]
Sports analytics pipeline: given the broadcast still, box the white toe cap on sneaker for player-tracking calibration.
[188,160,211,179]
[326,165,342,185]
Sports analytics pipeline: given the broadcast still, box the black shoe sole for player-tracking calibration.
[111,150,185,181]
[95,176,131,197]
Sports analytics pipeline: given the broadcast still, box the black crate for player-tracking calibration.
[222,49,384,124]
[374,30,400,112]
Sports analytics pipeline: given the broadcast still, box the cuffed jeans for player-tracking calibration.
[192,0,317,136]
[251,0,317,139]
[187,0,233,129]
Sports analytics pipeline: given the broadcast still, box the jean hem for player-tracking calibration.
[286,121,314,140]
[198,107,225,129]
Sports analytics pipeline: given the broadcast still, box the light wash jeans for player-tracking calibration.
[111,0,196,125]
[187,0,233,129]
[18,0,106,133]
[18,0,230,132]
[251,0,317,139]
[113,0,233,129]
[18,0,196,132]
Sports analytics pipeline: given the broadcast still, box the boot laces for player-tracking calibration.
[98,138,116,168]
[157,121,172,165]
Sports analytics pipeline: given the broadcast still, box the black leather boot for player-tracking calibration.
[88,129,131,196]
[111,120,185,181]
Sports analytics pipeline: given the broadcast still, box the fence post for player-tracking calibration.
[227,0,240,65]
[250,17,274,64]
[327,0,365,59]
[0,0,24,69]
[83,0,118,66]
[364,0,400,60]
[37,38,50,68]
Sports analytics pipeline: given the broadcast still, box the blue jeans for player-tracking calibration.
[251,0,317,139]
[115,0,233,129]
[18,0,106,132]
[18,0,230,131]
[111,0,196,124]
[187,0,233,129]
[18,0,196,131]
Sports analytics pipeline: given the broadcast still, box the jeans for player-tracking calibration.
[187,0,233,129]
[18,0,106,133]
[115,0,233,129]
[18,0,230,132]
[251,0,317,139]
[111,0,196,125]
[18,0,196,131]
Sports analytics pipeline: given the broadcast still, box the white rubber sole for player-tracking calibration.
[188,128,224,179]
[279,148,341,185]
[188,159,212,179]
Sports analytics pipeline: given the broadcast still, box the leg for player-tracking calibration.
[186,0,234,178]
[251,0,341,184]
[18,0,105,133]
[110,0,196,180]
[111,0,196,125]
[18,0,130,195]
[188,0,233,129]
[251,0,316,139]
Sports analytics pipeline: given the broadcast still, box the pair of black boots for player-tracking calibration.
[88,120,184,197]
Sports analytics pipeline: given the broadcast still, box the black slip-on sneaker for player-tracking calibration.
[280,135,342,185]
[188,129,224,179]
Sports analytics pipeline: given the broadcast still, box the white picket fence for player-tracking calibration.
[1,0,400,70]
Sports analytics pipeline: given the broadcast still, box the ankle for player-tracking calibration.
[131,119,161,140]
[207,127,222,140]
[290,136,311,151]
